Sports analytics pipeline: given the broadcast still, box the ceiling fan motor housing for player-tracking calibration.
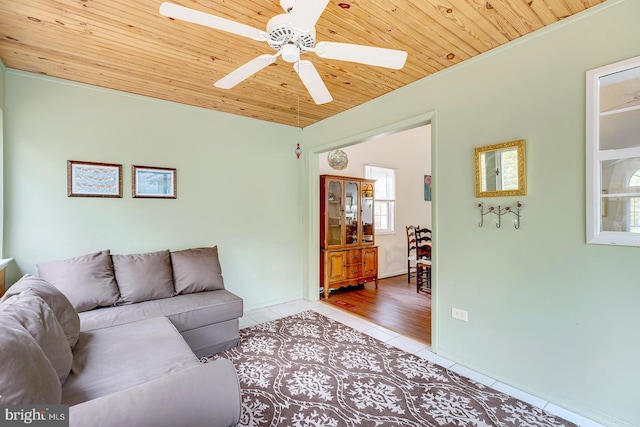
[266,14,316,52]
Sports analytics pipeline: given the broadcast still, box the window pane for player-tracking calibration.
[387,201,395,231]
[630,168,640,187]
[374,201,389,230]
[365,165,396,232]
[599,109,640,150]
[602,160,640,232]
[632,198,640,233]
[599,65,640,113]
[602,195,640,233]
[599,65,640,150]
[374,171,389,199]
[601,158,640,195]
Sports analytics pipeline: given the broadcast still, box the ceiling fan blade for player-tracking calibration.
[314,41,408,70]
[294,60,332,105]
[214,54,278,89]
[288,0,330,32]
[159,2,267,41]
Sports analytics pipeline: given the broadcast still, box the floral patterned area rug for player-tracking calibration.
[201,310,575,427]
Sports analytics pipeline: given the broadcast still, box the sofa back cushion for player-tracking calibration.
[171,246,225,294]
[0,316,62,404]
[37,250,120,313]
[0,290,73,384]
[112,250,175,304]
[1,274,81,348]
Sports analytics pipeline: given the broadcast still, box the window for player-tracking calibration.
[364,165,395,232]
[630,169,640,233]
[586,55,640,246]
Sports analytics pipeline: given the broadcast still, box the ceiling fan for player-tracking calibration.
[159,0,408,104]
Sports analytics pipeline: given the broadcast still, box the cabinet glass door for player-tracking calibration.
[344,181,359,245]
[361,183,374,243]
[327,179,343,246]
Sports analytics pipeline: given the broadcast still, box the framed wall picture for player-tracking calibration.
[132,165,177,198]
[67,160,123,198]
[424,175,432,201]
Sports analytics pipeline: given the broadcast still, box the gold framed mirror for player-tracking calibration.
[475,139,526,198]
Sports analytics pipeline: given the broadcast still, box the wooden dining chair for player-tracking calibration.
[416,227,431,258]
[416,258,432,293]
[406,225,418,282]
[415,227,432,293]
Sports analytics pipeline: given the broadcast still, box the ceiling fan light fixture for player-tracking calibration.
[281,43,300,63]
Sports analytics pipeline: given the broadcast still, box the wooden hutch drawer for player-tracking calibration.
[346,249,361,263]
[346,264,361,278]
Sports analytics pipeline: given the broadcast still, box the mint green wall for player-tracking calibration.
[3,71,302,309]
[0,58,6,107]
[1,59,6,258]
[305,1,639,426]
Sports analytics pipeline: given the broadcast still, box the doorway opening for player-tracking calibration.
[315,123,433,345]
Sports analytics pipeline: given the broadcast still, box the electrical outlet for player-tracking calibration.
[452,307,468,322]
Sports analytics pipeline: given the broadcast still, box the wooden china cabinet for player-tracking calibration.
[320,175,378,298]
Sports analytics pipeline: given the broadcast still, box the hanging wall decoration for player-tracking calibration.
[328,150,348,170]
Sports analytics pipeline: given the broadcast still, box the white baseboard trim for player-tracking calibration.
[378,270,407,279]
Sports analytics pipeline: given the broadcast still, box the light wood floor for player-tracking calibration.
[321,275,431,345]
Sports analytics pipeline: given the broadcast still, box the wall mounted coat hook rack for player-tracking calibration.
[477,201,523,229]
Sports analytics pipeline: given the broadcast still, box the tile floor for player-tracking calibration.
[241,299,605,427]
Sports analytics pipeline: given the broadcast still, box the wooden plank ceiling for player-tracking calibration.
[0,0,604,127]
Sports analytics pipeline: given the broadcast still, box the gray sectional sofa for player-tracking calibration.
[0,246,243,427]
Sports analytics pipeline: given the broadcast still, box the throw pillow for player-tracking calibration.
[112,250,175,304]
[0,290,73,384]
[1,274,81,348]
[0,319,62,404]
[37,250,120,313]
[171,246,225,294]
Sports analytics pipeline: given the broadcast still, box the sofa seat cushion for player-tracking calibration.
[62,316,199,406]
[78,290,243,333]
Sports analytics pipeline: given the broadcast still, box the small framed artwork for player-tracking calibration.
[424,175,432,201]
[67,160,123,198]
[132,165,177,199]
